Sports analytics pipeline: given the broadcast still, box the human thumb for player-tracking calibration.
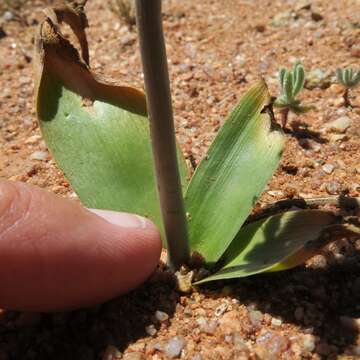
[0,180,161,311]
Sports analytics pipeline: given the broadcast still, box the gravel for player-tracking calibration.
[155,310,169,322]
[322,163,334,174]
[324,116,352,133]
[214,301,229,317]
[249,310,263,327]
[145,324,157,336]
[271,318,283,327]
[163,336,186,359]
[29,150,48,161]
[2,11,14,22]
[303,334,316,352]
[122,352,144,360]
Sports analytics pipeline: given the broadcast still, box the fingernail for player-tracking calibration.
[88,209,151,229]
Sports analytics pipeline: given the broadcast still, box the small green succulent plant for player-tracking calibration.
[274,63,313,128]
[336,67,360,107]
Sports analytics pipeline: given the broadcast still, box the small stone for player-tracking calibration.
[214,301,229,317]
[3,11,14,22]
[163,336,186,359]
[249,310,263,327]
[329,83,344,94]
[120,33,136,46]
[324,181,340,195]
[294,307,304,321]
[128,343,145,353]
[234,54,246,66]
[256,330,274,344]
[69,192,79,199]
[311,143,321,152]
[196,317,218,334]
[325,116,351,133]
[310,254,328,268]
[225,334,233,343]
[191,355,202,360]
[350,44,360,58]
[175,270,194,293]
[329,134,348,142]
[254,345,271,359]
[122,352,144,360]
[332,97,344,108]
[219,311,242,334]
[271,12,295,27]
[295,0,311,11]
[305,69,332,89]
[145,324,157,336]
[269,335,289,354]
[155,310,169,322]
[267,190,283,197]
[232,333,248,350]
[152,342,163,352]
[322,164,334,174]
[303,334,316,352]
[23,116,33,126]
[25,135,42,145]
[271,318,282,327]
[30,151,48,161]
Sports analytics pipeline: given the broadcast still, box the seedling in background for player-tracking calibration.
[35,1,346,285]
[336,67,360,107]
[274,63,313,128]
[109,0,136,29]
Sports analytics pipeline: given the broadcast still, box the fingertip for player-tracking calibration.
[99,214,162,290]
[88,209,156,230]
[87,208,162,274]
[0,180,163,311]
[139,221,163,269]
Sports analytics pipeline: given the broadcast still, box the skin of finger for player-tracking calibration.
[0,181,162,311]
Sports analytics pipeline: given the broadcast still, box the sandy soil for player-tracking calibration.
[0,0,360,359]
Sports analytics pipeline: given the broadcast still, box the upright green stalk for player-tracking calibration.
[135,0,190,269]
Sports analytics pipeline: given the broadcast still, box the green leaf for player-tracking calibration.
[279,68,286,90]
[344,68,352,86]
[336,68,345,86]
[196,210,335,284]
[351,70,360,87]
[185,80,284,263]
[283,71,294,103]
[292,64,305,97]
[35,18,189,238]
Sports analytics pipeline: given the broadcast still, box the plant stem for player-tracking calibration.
[246,195,360,224]
[135,0,190,269]
[280,108,289,128]
[343,88,351,108]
